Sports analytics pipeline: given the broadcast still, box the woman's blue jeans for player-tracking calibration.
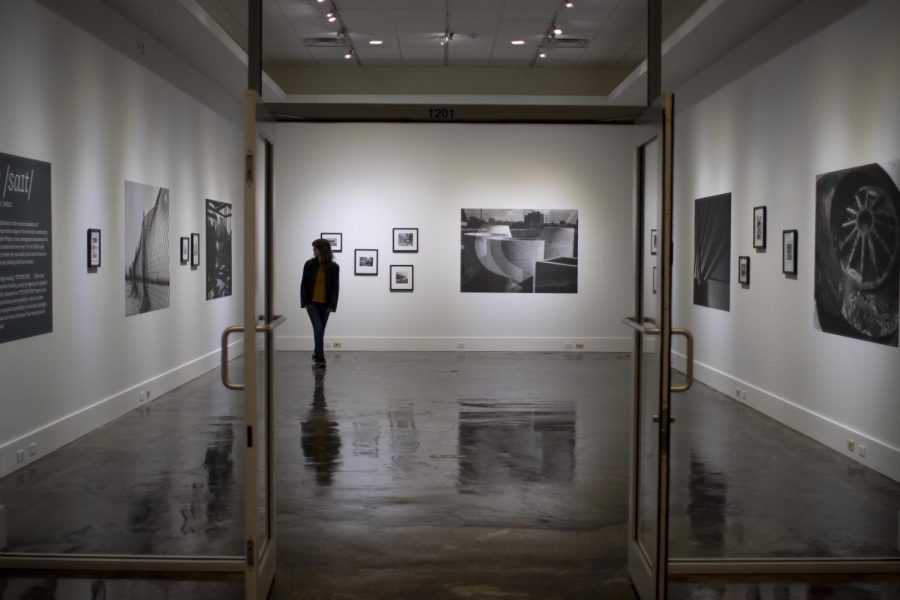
[307,303,330,361]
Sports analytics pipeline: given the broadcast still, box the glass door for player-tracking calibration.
[625,94,693,600]
[222,90,280,600]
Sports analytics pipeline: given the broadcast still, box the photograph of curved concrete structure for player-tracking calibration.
[461,209,578,293]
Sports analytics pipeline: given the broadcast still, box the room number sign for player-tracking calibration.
[428,107,455,120]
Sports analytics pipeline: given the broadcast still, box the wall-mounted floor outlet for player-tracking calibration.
[741,390,748,402]
[28,443,36,456]
[333,342,342,349]
[145,389,151,401]
[847,439,855,453]
[0,503,7,549]
[564,343,574,350]
[139,391,145,402]
[456,343,466,349]
[575,343,584,350]
[15,449,25,463]
[858,444,866,458]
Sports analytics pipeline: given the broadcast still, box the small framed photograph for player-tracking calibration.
[354,249,378,276]
[180,237,190,264]
[782,229,797,275]
[738,255,750,285]
[753,206,767,249]
[87,229,101,269]
[320,232,342,253]
[393,227,419,253]
[650,229,658,255]
[390,265,414,291]
[191,232,201,267]
[652,265,657,294]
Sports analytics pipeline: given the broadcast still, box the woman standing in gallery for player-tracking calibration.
[300,238,340,368]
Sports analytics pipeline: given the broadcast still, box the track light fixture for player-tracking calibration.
[439,32,454,46]
[344,49,353,59]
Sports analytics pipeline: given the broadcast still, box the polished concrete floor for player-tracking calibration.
[1,351,899,599]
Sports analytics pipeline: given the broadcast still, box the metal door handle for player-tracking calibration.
[221,316,287,391]
[221,326,246,390]
[671,327,694,393]
[652,413,675,423]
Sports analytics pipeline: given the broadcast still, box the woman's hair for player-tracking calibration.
[312,238,334,264]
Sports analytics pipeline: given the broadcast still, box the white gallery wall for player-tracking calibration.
[672,0,900,482]
[0,0,243,477]
[273,123,635,352]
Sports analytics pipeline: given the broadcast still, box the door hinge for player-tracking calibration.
[246,538,255,568]
[247,425,253,448]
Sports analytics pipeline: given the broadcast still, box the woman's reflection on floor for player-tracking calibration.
[300,365,342,485]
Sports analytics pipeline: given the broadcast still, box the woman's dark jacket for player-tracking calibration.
[300,258,340,312]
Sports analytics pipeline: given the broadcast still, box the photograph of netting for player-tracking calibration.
[205,199,232,299]
[125,181,170,317]
[693,193,731,311]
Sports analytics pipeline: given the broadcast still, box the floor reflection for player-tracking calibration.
[457,399,576,492]
[300,366,341,486]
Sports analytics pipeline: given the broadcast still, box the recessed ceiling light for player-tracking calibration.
[344,50,353,59]
[511,40,526,46]
[553,27,563,35]
[369,40,383,45]
[539,52,547,58]
[565,2,574,7]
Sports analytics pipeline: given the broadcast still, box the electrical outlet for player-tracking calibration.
[28,443,36,456]
[145,389,150,401]
[575,343,584,350]
[564,343,574,350]
[324,342,333,349]
[847,439,855,453]
[741,390,748,402]
[858,444,866,458]
[736,387,741,400]
[456,343,466,349]
[333,342,342,349]
[15,449,24,463]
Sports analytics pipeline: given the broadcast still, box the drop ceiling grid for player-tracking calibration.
[194,0,706,68]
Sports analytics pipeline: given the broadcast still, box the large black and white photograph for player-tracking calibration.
[461,209,578,293]
[814,162,899,347]
[0,152,52,344]
[205,199,232,299]
[125,180,170,317]
[693,193,731,311]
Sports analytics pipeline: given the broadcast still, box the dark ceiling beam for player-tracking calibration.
[648,0,661,103]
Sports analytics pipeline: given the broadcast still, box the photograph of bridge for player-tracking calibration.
[125,181,170,316]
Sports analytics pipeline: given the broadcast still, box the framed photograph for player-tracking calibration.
[191,232,201,267]
[390,265,414,291]
[180,237,190,264]
[393,227,419,253]
[354,248,378,276]
[782,229,797,275]
[738,255,750,285]
[652,266,657,294]
[87,229,101,269]
[320,232,342,253]
[753,206,767,249]
[650,229,658,255]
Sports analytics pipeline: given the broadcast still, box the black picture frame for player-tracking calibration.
[354,249,378,276]
[753,206,767,249]
[652,265,657,294]
[738,255,750,285]
[650,229,658,255]
[390,265,414,291]
[191,232,200,267]
[393,227,419,253]
[782,229,797,275]
[180,236,190,264]
[321,232,342,253]
[87,228,101,269]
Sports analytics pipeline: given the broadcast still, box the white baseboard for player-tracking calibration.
[276,335,631,353]
[672,352,900,484]
[0,340,244,480]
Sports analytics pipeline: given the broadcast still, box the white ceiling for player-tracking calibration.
[195,0,705,68]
